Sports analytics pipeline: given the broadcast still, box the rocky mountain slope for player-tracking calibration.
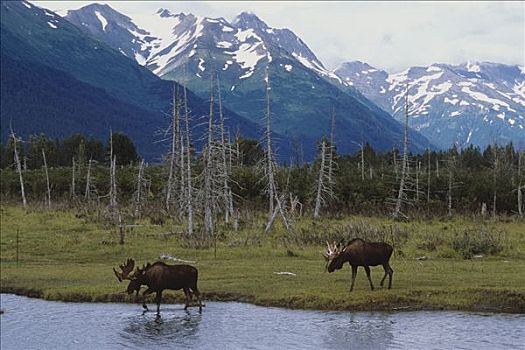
[335,61,525,149]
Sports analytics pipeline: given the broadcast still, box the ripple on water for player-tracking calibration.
[1,294,524,350]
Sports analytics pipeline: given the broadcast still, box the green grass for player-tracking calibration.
[1,205,524,313]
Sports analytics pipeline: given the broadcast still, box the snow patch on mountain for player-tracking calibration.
[335,61,525,148]
[94,11,108,31]
[466,61,481,73]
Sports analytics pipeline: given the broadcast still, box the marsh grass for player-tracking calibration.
[1,205,524,313]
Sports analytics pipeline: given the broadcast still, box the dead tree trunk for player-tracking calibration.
[447,156,455,218]
[393,85,410,219]
[11,131,27,208]
[133,159,145,218]
[203,72,215,238]
[263,66,289,232]
[328,110,336,188]
[42,148,51,209]
[265,67,275,218]
[109,155,117,210]
[183,85,194,236]
[393,148,398,181]
[416,161,421,202]
[518,151,523,217]
[108,129,117,210]
[492,146,498,218]
[314,140,327,218]
[427,150,431,203]
[217,72,234,223]
[71,157,76,199]
[166,83,181,214]
[84,159,92,201]
[361,142,365,181]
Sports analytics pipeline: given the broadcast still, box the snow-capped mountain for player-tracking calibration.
[66,7,342,84]
[335,61,525,149]
[66,5,432,158]
[1,1,263,160]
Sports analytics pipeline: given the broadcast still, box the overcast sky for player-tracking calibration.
[33,1,524,73]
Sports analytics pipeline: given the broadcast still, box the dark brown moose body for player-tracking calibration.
[323,238,394,291]
[114,259,203,314]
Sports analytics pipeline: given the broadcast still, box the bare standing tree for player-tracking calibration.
[518,151,523,217]
[216,72,234,223]
[109,155,117,210]
[264,66,275,218]
[262,66,289,232]
[447,155,456,218]
[10,130,27,208]
[313,138,335,218]
[491,144,499,218]
[42,148,51,208]
[183,84,194,236]
[328,110,336,189]
[427,149,431,203]
[108,129,117,211]
[393,148,399,181]
[393,85,410,219]
[203,70,216,238]
[133,159,148,218]
[166,83,182,215]
[84,159,93,201]
[416,160,421,202]
[71,157,76,199]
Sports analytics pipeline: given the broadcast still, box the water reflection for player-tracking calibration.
[322,313,394,350]
[1,294,524,350]
[120,309,202,348]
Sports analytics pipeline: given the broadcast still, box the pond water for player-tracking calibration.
[1,294,523,350]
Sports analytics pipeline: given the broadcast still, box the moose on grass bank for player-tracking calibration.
[322,238,394,291]
[113,258,203,314]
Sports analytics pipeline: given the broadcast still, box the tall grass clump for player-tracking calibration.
[451,228,505,259]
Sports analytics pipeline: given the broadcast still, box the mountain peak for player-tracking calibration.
[232,11,268,30]
[67,3,133,24]
[75,3,115,14]
[156,8,176,18]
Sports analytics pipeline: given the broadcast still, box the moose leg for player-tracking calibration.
[155,291,163,315]
[192,284,203,313]
[350,265,358,292]
[183,288,191,310]
[387,265,394,289]
[380,264,389,287]
[363,266,375,291]
[142,288,153,310]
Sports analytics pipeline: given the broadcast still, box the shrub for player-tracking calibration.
[451,228,505,259]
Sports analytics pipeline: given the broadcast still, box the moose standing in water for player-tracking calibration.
[114,258,203,314]
[322,238,394,291]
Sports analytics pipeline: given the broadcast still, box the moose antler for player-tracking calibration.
[322,241,341,260]
[113,258,135,282]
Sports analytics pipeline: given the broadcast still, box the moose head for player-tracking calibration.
[321,240,347,272]
[113,258,135,282]
[114,260,152,295]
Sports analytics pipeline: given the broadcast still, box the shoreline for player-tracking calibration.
[1,207,524,316]
[2,286,524,314]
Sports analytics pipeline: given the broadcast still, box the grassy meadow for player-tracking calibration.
[1,204,524,313]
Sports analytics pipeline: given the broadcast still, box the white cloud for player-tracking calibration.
[33,1,524,72]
